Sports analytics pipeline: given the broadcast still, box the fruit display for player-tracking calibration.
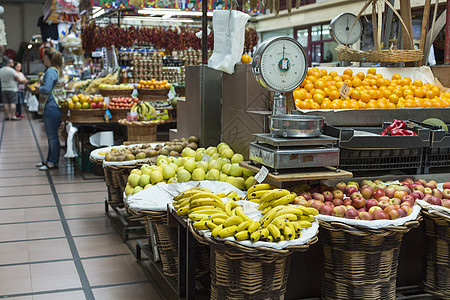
[173,185,316,242]
[99,84,134,90]
[105,136,199,162]
[293,67,450,110]
[130,102,157,118]
[124,142,256,194]
[137,79,171,90]
[108,97,139,109]
[66,94,106,110]
[85,73,118,94]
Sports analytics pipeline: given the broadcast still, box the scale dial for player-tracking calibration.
[252,37,307,93]
[330,13,363,45]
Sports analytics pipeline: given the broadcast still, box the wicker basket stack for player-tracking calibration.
[99,88,133,98]
[68,109,106,123]
[137,88,169,101]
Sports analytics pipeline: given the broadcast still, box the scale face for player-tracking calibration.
[330,13,363,45]
[252,36,307,93]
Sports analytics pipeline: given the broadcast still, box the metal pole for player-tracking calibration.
[202,0,208,64]
[445,0,450,64]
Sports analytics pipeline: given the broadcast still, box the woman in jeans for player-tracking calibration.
[14,62,27,118]
[34,48,63,171]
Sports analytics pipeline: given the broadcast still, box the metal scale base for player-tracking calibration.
[249,133,340,174]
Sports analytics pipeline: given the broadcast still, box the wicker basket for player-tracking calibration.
[109,108,129,123]
[68,109,106,123]
[60,107,69,122]
[118,119,166,142]
[88,156,104,176]
[99,88,133,97]
[141,211,211,279]
[421,209,450,299]
[137,88,169,101]
[190,222,318,300]
[319,218,421,300]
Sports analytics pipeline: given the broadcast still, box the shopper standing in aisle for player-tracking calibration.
[14,62,27,118]
[34,48,63,171]
[0,58,23,120]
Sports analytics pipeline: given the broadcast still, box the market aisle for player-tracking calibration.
[0,112,161,300]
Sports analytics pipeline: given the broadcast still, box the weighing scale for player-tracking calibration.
[329,12,363,46]
[249,36,340,174]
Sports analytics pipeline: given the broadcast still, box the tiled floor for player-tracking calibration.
[0,112,161,299]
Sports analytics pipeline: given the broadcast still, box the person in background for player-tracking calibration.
[14,62,27,118]
[34,48,63,171]
[0,59,24,120]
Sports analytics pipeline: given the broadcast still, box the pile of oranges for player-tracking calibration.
[137,79,171,90]
[293,67,450,110]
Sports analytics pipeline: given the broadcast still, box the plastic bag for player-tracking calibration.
[208,10,250,74]
[64,122,78,158]
[27,93,39,112]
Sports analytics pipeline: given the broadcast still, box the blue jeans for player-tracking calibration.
[16,91,24,115]
[43,106,62,164]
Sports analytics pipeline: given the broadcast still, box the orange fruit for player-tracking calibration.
[336,81,344,89]
[314,89,326,97]
[376,78,386,87]
[376,101,387,109]
[323,87,331,97]
[306,92,312,99]
[360,92,371,103]
[386,102,396,109]
[304,83,314,92]
[297,100,311,109]
[320,69,328,76]
[412,80,423,87]
[367,67,377,75]
[358,100,367,109]
[382,89,392,98]
[399,78,409,86]
[404,77,412,85]
[426,90,435,99]
[392,89,402,98]
[329,71,338,77]
[334,76,343,82]
[293,90,302,99]
[348,100,360,109]
[241,54,251,63]
[356,72,365,81]
[315,80,326,90]
[329,100,341,109]
[329,90,339,100]
[403,89,414,97]
[299,79,307,88]
[384,78,391,86]
[404,101,414,108]
[392,74,401,80]
[308,75,318,83]
[311,102,320,109]
[422,100,433,108]
[431,86,441,97]
[344,79,353,87]
[342,74,351,81]
[405,94,415,101]
[320,100,332,109]
[313,94,325,104]
[343,69,353,77]
[352,78,362,87]
[389,94,399,104]
[350,90,361,100]
[366,100,377,109]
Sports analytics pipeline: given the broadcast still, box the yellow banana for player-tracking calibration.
[234,231,249,241]
[298,206,319,216]
[293,220,313,228]
[200,213,229,222]
[298,215,315,222]
[291,222,301,233]
[176,198,191,208]
[247,183,277,194]
[267,224,281,241]
[258,200,273,211]
[218,225,238,238]
[260,206,285,228]
[226,191,237,198]
[270,217,286,231]
[273,213,298,222]
[261,206,273,215]
[271,193,296,207]
[273,207,303,218]
[176,207,189,216]
[190,198,224,210]
[212,218,226,225]
[190,192,222,202]
[231,208,237,216]
[189,214,211,221]
[249,198,260,203]
[211,224,224,238]
[280,235,285,241]
[250,230,261,242]
[283,223,293,240]
[248,221,261,234]
[260,228,270,239]
[236,221,252,232]
[223,216,243,227]
[224,199,238,216]
[247,190,271,199]
[193,221,209,230]
[188,205,217,213]
[189,208,225,216]
[174,188,207,201]
[216,192,226,198]
[205,221,217,230]
[234,206,252,223]
[265,235,274,242]
[296,233,301,239]
[260,189,290,204]
[232,196,244,201]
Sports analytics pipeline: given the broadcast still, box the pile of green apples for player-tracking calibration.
[125,142,256,196]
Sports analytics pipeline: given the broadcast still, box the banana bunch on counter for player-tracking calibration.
[173,185,317,243]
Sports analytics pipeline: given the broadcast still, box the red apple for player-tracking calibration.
[318,184,329,193]
[426,196,442,206]
[350,192,363,200]
[320,205,333,215]
[311,201,324,211]
[384,204,400,214]
[425,180,437,189]
[389,198,401,205]
[300,192,312,201]
[443,182,450,190]
[358,207,367,212]
[322,191,333,202]
[332,199,344,206]
[336,182,347,192]
[401,195,415,205]
[332,205,347,217]
[397,186,412,194]
[343,198,353,206]
[345,208,359,219]
[365,199,379,211]
[424,187,433,195]
[402,178,414,184]
[423,195,432,202]
[296,199,310,207]
[401,205,412,215]
[398,208,408,218]
[415,179,426,185]
[347,181,360,190]
[432,189,443,199]
[442,189,450,200]
[332,190,344,200]
[409,192,422,200]
[373,189,386,200]
[360,186,374,199]
[307,199,316,206]
[394,190,408,199]
[388,209,401,220]
[312,192,325,202]
[345,186,358,197]
[373,209,390,220]
[324,201,335,208]
[346,205,356,210]
[361,180,373,187]
[384,187,397,198]
[352,196,366,209]
[369,206,382,214]
[359,212,374,220]
[413,185,425,192]
[378,199,390,210]
[442,199,450,209]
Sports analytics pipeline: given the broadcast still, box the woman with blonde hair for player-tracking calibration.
[34,48,64,171]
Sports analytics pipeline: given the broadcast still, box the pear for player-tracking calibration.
[205,146,217,156]
[229,163,243,177]
[219,173,228,182]
[150,170,163,184]
[157,159,169,166]
[206,169,220,181]
[162,165,176,179]
[233,177,246,190]
[196,161,208,172]
[125,184,134,196]
[208,159,221,171]
[226,176,235,185]
[231,154,244,164]
[139,174,151,187]
[177,169,191,182]
[222,163,231,175]
[192,168,206,181]
[183,158,197,173]
[243,168,256,177]
[195,152,204,162]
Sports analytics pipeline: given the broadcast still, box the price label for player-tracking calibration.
[339,82,350,99]
[201,155,211,163]
[254,166,269,183]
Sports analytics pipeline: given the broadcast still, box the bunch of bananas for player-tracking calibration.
[130,102,156,117]
[174,185,318,243]
[247,184,298,214]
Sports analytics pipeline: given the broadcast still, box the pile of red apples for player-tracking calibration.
[292,179,450,221]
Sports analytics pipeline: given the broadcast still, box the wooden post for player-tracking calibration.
[445,0,450,64]
[399,0,415,66]
[418,0,431,66]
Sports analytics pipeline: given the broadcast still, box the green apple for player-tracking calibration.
[168,163,179,172]
[142,168,152,176]
[128,173,141,188]
[196,161,208,172]
[205,146,217,156]
[231,154,244,164]
[221,148,234,159]
[150,170,163,184]
[156,155,167,164]
[167,177,178,184]
[177,169,191,182]
[218,157,230,167]
[133,186,144,194]
[139,174,151,187]
[192,168,206,181]
[140,164,151,173]
[211,153,220,160]
[195,152,204,162]
[226,176,235,185]
[233,177,246,190]
[182,147,196,158]
[207,169,220,181]
[196,147,206,153]
[168,156,176,163]
[219,173,228,182]
[229,163,243,177]
[125,184,134,196]
[162,165,176,179]
[222,163,231,175]
[130,169,142,176]
[174,157,183,167]
[208,159,221,171]
[157,158,169,166]
[183,158,197,173]
[245,176,256,190]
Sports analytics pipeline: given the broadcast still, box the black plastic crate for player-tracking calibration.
[339,148,423,172]
[423,148,450,168]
